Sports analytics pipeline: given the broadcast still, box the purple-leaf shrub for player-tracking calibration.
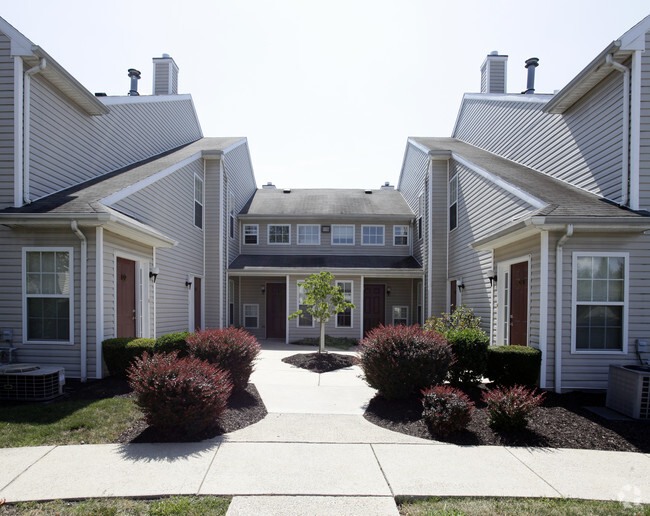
[482,384,545,431]
[422,385,475,439]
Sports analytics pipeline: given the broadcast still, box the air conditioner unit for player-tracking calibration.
[0,364,65,401]
[606,364,650,419]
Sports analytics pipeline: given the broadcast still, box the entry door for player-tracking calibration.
[450,280,457,313]
[266,283,286,339]
[509,261,528,346]
[193,277,202,331]
[116,257,136,338]
[363,284,385,335]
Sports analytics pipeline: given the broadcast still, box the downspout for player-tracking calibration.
[606,54,630,206]
[629,50,642,211]
[71,221,87,382]
[219,160,224,328]
[23,58,46,205]
[554,224,573,393]
[428,160,435,318]
[95,227,104,379]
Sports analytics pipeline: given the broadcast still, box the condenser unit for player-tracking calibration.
[606,364,650,420]
[0,364,65,401]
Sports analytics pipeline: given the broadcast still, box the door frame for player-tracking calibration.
[496,255,531,347]
[363,283,386,335]
[188,274,204,332]
[114,252,151,339]
[265,282,287,339]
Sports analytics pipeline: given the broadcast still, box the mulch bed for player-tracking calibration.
[364,385,650,453]
[282,352,357,373]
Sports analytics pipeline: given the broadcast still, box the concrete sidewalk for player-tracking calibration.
[1,342,649,515]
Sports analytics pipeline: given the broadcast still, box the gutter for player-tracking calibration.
[23,57,46,204]
[71,221,87,382]
[554,224,573,393]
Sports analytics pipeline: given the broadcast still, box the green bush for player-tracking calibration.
[422,385,474,439]
[482,384,545,431]
[445,328,489,385]
[487,345,542,387]
[103,337,157,377]
[154,331,190,356]
[423,305,482,334]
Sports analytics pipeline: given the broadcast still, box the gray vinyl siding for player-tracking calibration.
[640,32,650,210]
[489,61,506,94]
[0,32,13,208]
[453,70,626,203]
[429,160,448,318]
[397,143,428,265]
[205,159,224,328]
[238,275,278,341]
[154,62,170,95]
[112,159,204,336]
[28,74,201,200]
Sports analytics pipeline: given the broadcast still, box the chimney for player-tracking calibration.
[152,54,179,95]
[262,182,276,189]
[127,68,141,96]
[480,51,508,94]
[380,181,394,190]
[523,57,539,94]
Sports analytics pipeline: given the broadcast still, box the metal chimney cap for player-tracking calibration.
[525,57,539,68]
[127,68,141,78]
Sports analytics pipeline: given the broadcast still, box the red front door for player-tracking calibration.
[266,283,286,339]
[363,284,385,335]
[116,257,136,338]
[509,261,528,346]
[194,277,202,331]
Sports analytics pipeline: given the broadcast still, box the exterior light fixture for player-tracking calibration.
[488,271,498,287]
[261,285,265,294]
[149,266,159,283]
[386,286,391,296]
[457,282,465,292]
[185,274,192,288]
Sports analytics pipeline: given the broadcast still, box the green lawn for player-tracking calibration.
[398,496,650,516]
[0,397,142,447]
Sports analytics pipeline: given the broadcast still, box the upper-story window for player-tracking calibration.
[362,225,384,245]
[332,225,354,245]
[418,192,424,240]
[268,224,290,244]
[229,192,236,239]
[394,225,409,246]
[449,174,458,231]
[243,224,258,245]
[298,225,320,245]
[194,174,203,229]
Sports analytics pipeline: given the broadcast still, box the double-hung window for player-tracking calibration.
[332,225,354,245]
[297,283,313,327]
[393,306,408,326]
[362,225,384,245]
[336,280,353,328]
[24,248,73,343]
[393,225,409,246]
[243,224,258,245]
[298,225,320,245]
[268,224,290,244]
[194,174,203,229]
[573,253,627,353]
[449,174,458,231]
[243,304,259,329]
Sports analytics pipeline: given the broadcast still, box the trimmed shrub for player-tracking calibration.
[422,385,474,439]
[423,305,482,334]
[445,328,489,385]
[357,325,454,400]
[487,345,542,387]
[186,327,261,392]
[127,351,232,439]
[482,384,545,431]
[103,337,155,377]
[155,331,190,356]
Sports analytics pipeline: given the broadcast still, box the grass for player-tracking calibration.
[293,335,359,350]
[0,397,142,447]
[397,496,650,515]
[0,496,230,515]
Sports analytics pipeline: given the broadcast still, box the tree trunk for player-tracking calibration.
[319,321,326,354]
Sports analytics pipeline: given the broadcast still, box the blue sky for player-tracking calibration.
[3,1,649,188]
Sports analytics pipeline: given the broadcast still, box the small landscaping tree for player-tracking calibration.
[288,272,355,354]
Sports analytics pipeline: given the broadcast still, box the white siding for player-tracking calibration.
[639,32,650,210]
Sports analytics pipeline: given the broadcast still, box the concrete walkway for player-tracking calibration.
[1,342,649,515]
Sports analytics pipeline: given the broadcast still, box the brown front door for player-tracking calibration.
[266,283,286,339]
[116,257,136,338]
[194,277,202,331]
[510,261,528,346]
[364,284,385,335]
[450,280,457,313]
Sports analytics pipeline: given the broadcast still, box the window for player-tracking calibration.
[229,279,235,326]
[417,282,423,325]
[418,193,424,240]
[394,225,409,246]
[243,304,259,329]
[449,174,457,231]
[393,306,408,326]
[243,224,258,245]
[268,224,290,244]
[298,225,320,245]
[297,283,313,327]
[336,281,353,328]
[362,225,384,245]
[332,225,354,245]
[573,253,627,352]
[229,192,235,239]
[24,249,73,342]
[194,174,203,229]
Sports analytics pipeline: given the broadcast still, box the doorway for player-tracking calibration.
[116,257,136,338]
[193,277,202,331]
[497,258,529,346]
[363,284,385,335]
[266,283,286,338]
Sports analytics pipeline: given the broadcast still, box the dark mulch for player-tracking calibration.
[282,352,357,373]
[364,384,650,453]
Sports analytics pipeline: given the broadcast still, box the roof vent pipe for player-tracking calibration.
[128,68,141,96]
[523,58,539,94]
[381,182,395,190]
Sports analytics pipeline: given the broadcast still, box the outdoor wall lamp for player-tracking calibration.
[386,286,391,296]
[261,285,265,294]
[185,274,192,288]
[488,271,498,287]
[457,282,465,292]
[149,266,159,283]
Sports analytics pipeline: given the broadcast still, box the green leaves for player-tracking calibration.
[288,271,355,324]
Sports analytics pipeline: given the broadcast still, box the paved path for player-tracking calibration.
[1,342,649,515]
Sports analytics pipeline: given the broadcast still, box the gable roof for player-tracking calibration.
[240,188,414,219]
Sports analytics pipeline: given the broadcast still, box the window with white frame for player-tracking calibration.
[268,224,290,244]
[243,224,258,245]
[194,174,203,229]
[24,248,73,342]
[336,280,353,328]
[362,225,384,245]
[243,304,259,329]
[573,253,627,352]
[393,306,408,326]
[229,279,235,326]
[298,224,320,245]
[332,225,354,245]
[449,174,458,231]
[394,225,409,246]
[229,192,236,239]
[297,283,314,327]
